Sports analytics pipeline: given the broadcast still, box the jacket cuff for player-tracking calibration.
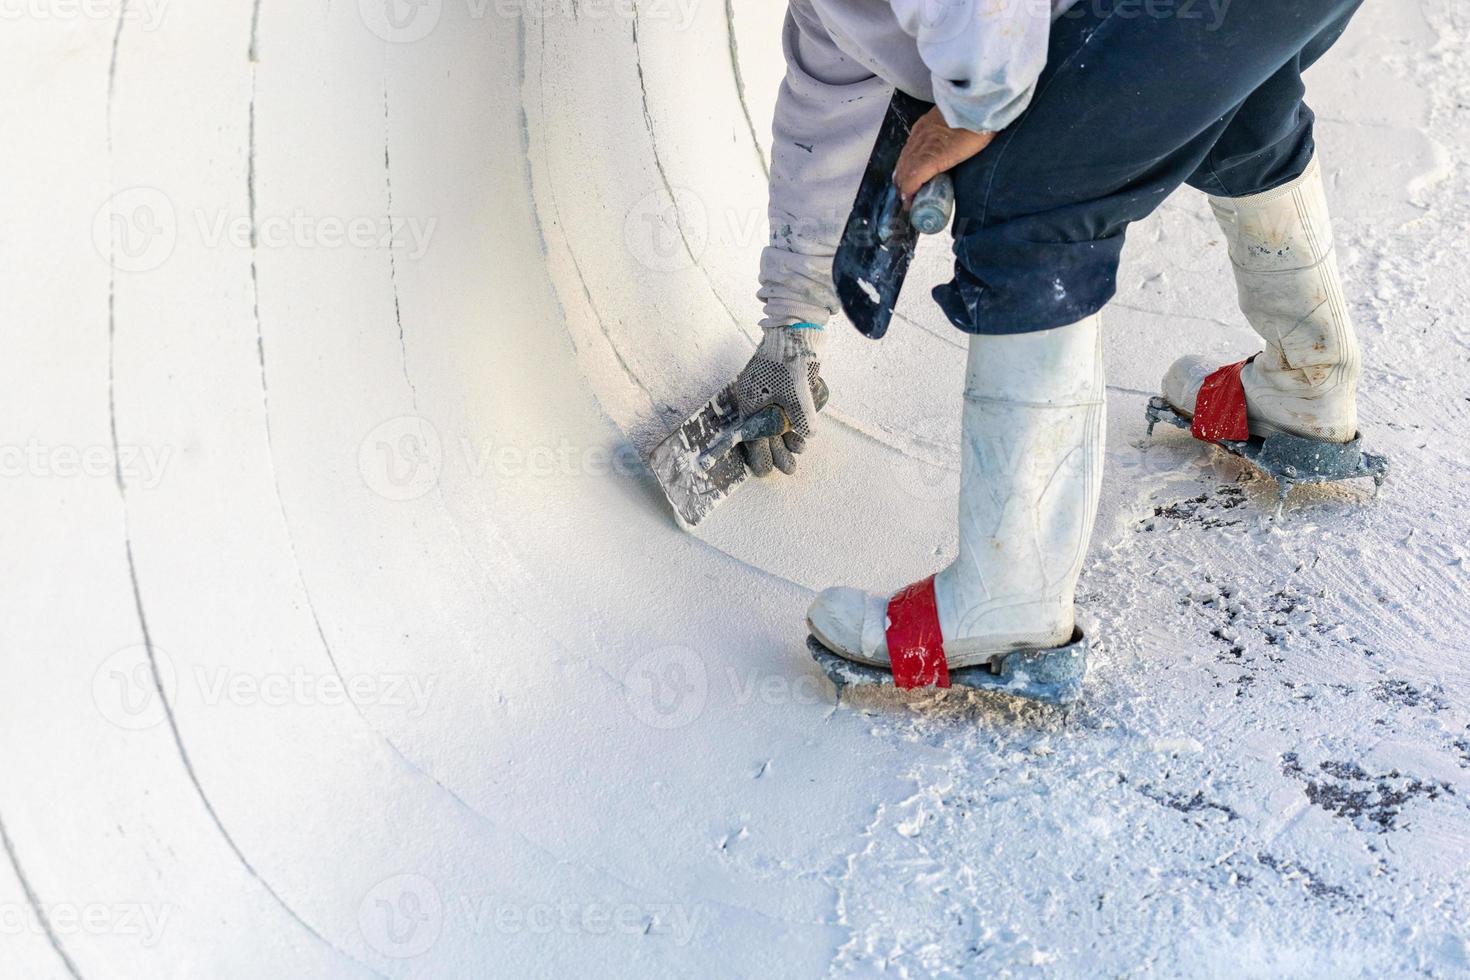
[932,77,1038,135]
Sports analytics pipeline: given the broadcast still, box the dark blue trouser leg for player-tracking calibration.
[1186,3,1360,198]
[935,0,1365,335]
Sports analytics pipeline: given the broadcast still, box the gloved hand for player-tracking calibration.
[734,323,826,477]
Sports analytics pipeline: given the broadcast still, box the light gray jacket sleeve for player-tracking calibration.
[758,3,893,329]
[889,0,1054,133]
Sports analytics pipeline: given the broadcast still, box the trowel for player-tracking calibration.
[833,90,955,339]
[647,379,828,530]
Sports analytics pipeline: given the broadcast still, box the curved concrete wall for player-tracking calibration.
[3,0,1461,976]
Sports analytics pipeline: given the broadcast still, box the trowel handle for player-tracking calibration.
[698,379,831,472]
[731,378,831,445]
[878,174,955,243]
[909,173,955,235]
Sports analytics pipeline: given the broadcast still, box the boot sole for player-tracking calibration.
[1146,397,1388,502]
[806,616,1073,673]
[806,631,1089,706]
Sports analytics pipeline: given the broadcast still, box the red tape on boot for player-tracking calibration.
[885,575,950,689]
[1191,358,1253,443]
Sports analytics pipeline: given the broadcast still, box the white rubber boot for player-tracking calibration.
[807,314,1106,670]
[1163,154,1362,443]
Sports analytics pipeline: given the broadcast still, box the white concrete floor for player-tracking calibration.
[3,1,1468,976]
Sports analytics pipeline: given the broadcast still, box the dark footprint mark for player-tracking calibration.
[1281,753,1456,833]
[1140,484,1249,532]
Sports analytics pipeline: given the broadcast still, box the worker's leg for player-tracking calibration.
[1185,3,1361,200]
[1165,5,1365,443]
[935,0,1366,336]
[808,0,1366,684]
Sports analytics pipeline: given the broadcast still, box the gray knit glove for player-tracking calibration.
[734,324,826,477]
